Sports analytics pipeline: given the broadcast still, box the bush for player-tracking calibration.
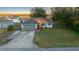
[7,25,14,31]
[14,23,21,30]
[72,21,79,32]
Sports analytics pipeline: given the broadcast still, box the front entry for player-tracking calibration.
[37,24,42,30]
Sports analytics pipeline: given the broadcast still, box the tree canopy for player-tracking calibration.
[51,7,79,31]
[31,7,47,18]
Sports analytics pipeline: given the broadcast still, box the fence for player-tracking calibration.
[0,22,13,29]
[53,22,65,28]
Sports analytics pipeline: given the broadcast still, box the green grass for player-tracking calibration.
[34,28,79,48]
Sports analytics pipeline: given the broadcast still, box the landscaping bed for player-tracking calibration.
[34,28,79,48]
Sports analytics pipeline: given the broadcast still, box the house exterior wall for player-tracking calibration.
[0,22,13,29]
[12,17,21,23]
[12,18,20,23]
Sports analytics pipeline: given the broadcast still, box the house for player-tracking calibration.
[21,17,53,31]
[0,20,13,29]
[33,18,53,29]
[0,17,13,29]
[21,20,37,31]
[3,16,13,20]
[12,17,20,23]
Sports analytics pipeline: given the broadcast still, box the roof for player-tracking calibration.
[33,18,49,24]
[13,16,20,19]
[21,18,53,25]
[0,17,13,23]
[22,20,37,24]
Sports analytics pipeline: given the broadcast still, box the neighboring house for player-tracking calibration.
[0,20,13,29]
[12,17,20,23]
[21,20,37,31]
[3,16,13,20]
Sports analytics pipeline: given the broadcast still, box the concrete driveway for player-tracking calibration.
[0,31,36,48]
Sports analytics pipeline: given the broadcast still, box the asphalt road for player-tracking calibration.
[0,31,36,48]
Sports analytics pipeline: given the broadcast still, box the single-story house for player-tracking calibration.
[0,20,13,29]
[12,16,21,23]
[21,18,53,31]
[33,18,53,29]
[3,16,13,20]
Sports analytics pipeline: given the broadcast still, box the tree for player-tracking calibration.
[52,7,74,26]
[72,7,79,21]
[31,7,47,18]
[72,21,79,32]
[51,7,79,32]
[71,7,79,31]
[7,25,14,31]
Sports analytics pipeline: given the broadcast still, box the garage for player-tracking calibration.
[21,20,37,31]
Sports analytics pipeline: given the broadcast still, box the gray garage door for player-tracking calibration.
[22,24,36,31]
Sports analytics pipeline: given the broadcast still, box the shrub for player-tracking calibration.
[14,23,21,30]
[72,21,79,32]
[7,25,14,31]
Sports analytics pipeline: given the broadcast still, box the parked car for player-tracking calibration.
[42,22,53,28]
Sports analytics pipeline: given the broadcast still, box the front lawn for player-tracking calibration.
[0,29,13,45]
[34,28,79,48]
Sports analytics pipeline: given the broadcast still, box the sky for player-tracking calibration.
[0,7,51,14]
[0,7,32,14]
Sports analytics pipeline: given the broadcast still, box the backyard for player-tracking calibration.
[34,28,79,48]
